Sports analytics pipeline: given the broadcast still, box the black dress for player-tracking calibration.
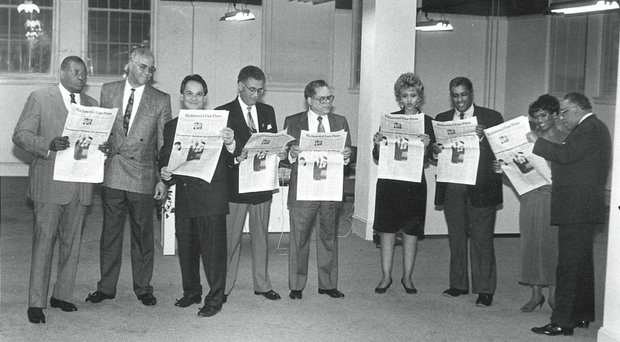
[372,110,435,237]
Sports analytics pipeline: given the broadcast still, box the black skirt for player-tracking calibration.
[372,177,427,237]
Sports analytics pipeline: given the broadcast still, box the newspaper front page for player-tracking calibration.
[297,130,347,201]
[53,104,117,183]
[432,118,480,185]
[377,113,426,183]
[484,116,551,195]
[168,110,229,183]
[238,131,295,193]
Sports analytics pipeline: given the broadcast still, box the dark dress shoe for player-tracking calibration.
[27,307,45,324]
[197,305,221,317]
[289,290,303,300]
[375,278,392,294]
[85,291,115,303]
[50,297,77,312]
[443,288,468,297]
[575,320,590,328]
[318,289,345,298]
[401,278,417,294]
[254,290,281,300]
[137,293,157,306]
[532,323,574,336]
[475,293,493,307]
[174,295,202,308]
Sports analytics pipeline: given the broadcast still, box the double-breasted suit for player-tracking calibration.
[533,113,611,328]
[97,80,171,297]
[13,85,97,308]
[434,105,503,295]
[216,98,279,295]
[284,111,351,292]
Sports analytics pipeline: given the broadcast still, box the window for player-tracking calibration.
[599,12,619,99]
[88,0,151,77]
[0,0,54,73]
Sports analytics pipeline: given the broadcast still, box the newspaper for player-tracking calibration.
[238,131,295,193]
[432,118,480,185]
[296,130,348,201]
[168,109,229,183]
[484,116,551,195]
[53,104,117,183]
[377,113,426,183]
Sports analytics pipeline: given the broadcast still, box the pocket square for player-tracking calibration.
[267,124,272,130]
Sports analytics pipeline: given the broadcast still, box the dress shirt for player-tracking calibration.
[237,96,259,131]
[58,84,80,112]
[452,105,475,121]
[123,81,145,132]
[307,109,331,132]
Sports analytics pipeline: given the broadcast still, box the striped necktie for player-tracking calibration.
[317,116,325,132]
[247,106,257,133]
[123,88,135,136]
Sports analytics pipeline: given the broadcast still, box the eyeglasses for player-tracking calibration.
[241,82,264,95]
[133,61,156,74]
[559,106,577,116]
[312,95,334,104]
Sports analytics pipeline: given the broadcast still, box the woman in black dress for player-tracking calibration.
[372,73,434,294]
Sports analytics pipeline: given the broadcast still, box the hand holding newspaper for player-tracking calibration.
[238,131,295,193]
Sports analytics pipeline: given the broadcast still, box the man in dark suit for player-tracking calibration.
[433,77,503,307]
[86,48,171,306]
[159,74,236,317]
[530,93,611,336]
[284,80,352,300]
[216,66,285,301]
[13,56,98,323]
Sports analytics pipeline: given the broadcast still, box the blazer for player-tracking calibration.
[283,111,352,206]
[434,105,504,208]
[216,98,278,204]
[13,86,98,205]
[100,80,172,194]
[158,118,234,218]
[533,114,611,225]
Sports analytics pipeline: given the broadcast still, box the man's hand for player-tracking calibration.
[160,166,172,181]
[526,131,539,144]
[373,131,384,145]
[418,134,431,147]
[98,140,111,156]
[475,124,486,139]
[153,181,166,200]
[221,127,235,146]
[492,160,504,174]
[277,146,289,160]
[432,143,443,154]
[49,136,70,152]
[236,149,248,162]
[289,145,301,159]
[342,146,352,160]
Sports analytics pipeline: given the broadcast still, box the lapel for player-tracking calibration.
[50,87,69,132]
[299,111,310,131]
[232,98,253,136]
[326,113,338,131]
[128,85,153,139]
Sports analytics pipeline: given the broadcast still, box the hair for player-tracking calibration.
[528,94,560,117]
[237,65,266,83]
[394,72,425,105]
[304,80,329,99]
[60,56,86,71]
[449,77,473,93]
[128,47,154,62]
[564,92,592,111]
[180,74,208,94]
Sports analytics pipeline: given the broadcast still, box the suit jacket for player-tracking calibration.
[434,105,504,207]
[13,86,98,205]
[100,80,171,194]
[283,111,352,206]
[533,114,611,225]
[158,118,234,218]
[216,98,278,204]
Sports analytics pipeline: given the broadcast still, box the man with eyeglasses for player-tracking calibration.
[284,80,352,300]
[529,93,611,336]
[86,47,172,307]
[215,65,285,302]
[14,56,98,324]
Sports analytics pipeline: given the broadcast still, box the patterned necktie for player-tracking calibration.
[459,112,465,120]
[123,88,135,136]
[317,116,325,132]
[247,106,257,133]
[70,93,76,104]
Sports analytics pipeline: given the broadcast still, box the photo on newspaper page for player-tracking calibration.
[238,131,295,193]
[378,113,426,183]
[484,116,551,195]
[432,118,480,185]
[53,104,117,183]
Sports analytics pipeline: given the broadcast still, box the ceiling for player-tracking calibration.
[419,0,550,17]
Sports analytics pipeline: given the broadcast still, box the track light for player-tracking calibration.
[415,19,453,32]
[548,0,619,15]
[220,1,255,22]
[17,0,40,13]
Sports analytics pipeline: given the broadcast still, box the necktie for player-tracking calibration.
[123,88,135,136]
[459,112,465,120]
[70,93,76,104]
[317,116,325,132]
[247,106,257,133]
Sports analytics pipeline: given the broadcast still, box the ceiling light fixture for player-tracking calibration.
[415,12,453,32]
[220,0,255,22]
[17,0,40,13]
[548,0,619,15]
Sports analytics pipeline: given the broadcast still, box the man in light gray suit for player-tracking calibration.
[86,48,171,306]
[13,56,98,324]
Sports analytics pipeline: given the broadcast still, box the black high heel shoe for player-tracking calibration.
[375,278,392,294]
[401,278,417,294]
[521,295,545,312]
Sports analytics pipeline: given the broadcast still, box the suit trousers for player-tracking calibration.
[443,184,497,294]
[98,186,155,296]
[225,201,272,295]
[551,223,596,327]
[176,215,227,308]
[288,201,339,291]
[29,197,87,308]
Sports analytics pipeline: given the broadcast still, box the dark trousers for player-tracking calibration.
[98,186,155,296]
[443,184,497,294]
[176,215,227,309]
[551,223,595,327]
